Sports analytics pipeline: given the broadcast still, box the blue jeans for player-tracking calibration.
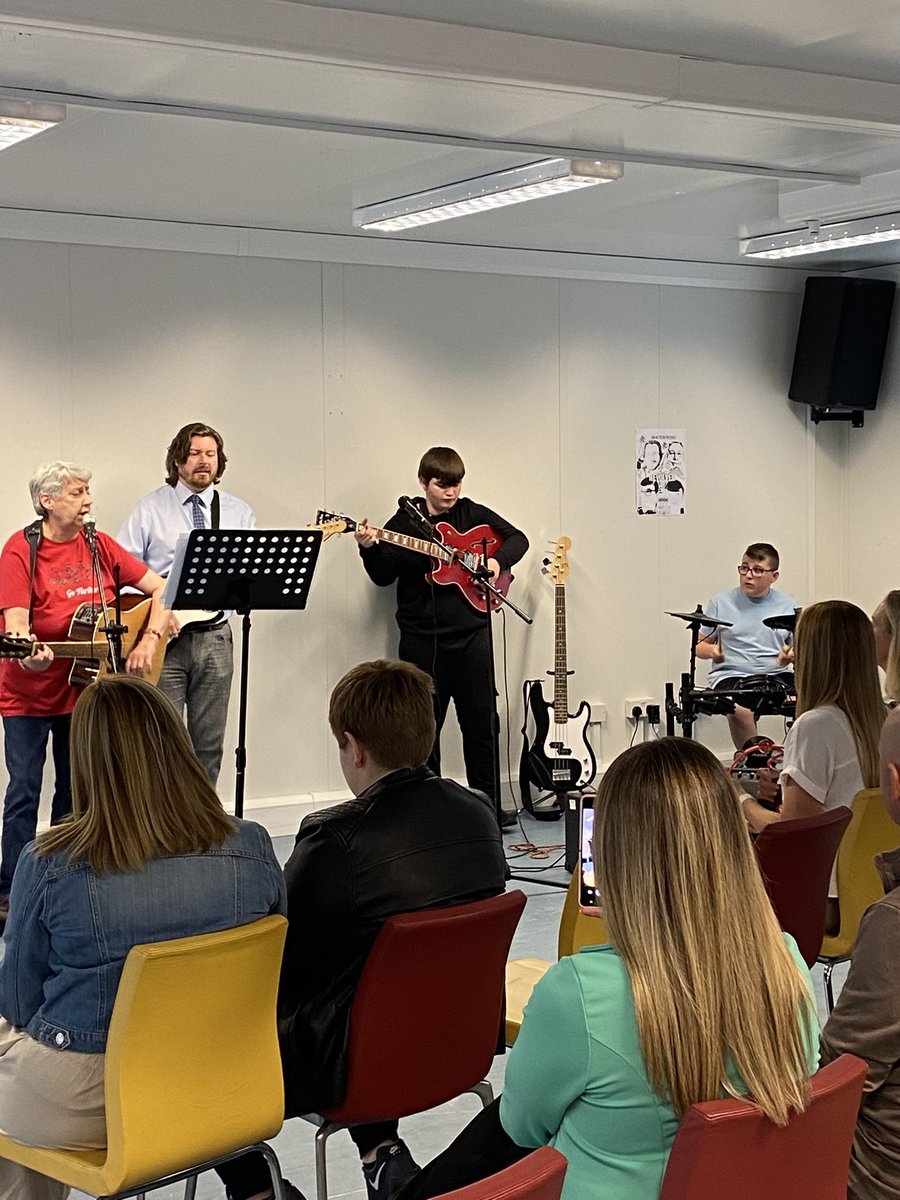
[1,714,72,897]
[158,624,234,785]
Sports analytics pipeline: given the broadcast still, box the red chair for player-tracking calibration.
[658,1054,867,1200]
[753,806,852,967]
[307,890,527,1200]
[430,1147,567,1199]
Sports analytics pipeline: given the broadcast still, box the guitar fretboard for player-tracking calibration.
[372,526,453,564]
[39,641,111,659]
[553,584,568,722]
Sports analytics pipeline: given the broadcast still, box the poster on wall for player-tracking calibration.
[635,430,686,516]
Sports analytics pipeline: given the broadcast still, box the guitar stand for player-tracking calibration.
[165,528,324,816]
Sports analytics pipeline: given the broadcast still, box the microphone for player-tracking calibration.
[399,496,432,532]
[82,513,97,550]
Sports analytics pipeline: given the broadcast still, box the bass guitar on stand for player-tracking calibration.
[520,536,596,819]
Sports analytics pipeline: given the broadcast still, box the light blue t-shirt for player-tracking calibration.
[705,586,797,684]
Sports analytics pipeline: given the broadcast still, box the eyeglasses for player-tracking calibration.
[737,564,774,577]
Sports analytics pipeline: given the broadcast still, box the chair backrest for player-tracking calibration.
[324,890,526,1124]
[658,1054,867,1200]
[823,786,900,959]
[102,914,288,1191]
[754,806,852,966]
[431,1146,568,1200]
[557,872,609,958]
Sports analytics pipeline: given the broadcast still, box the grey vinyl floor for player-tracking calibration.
[53,806,845,1200]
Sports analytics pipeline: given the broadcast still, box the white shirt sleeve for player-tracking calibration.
[780,708,846,805]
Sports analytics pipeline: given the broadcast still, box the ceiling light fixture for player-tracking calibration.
[0,99,66,151]
[742,212,900,259]
[353,158,623,232]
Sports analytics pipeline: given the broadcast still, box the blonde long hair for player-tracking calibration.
[595,738,814,1124]
[35,675,235,873]
[793,600,884,787]
[879,590,900,702]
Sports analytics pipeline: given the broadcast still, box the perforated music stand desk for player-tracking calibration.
[167,528,323,816]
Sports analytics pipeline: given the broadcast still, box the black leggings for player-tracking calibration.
[393,1098,529,1200]
[217,1122,399,1197]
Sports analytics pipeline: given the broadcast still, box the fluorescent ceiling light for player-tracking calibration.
[354,158,623,232]
[742,213,900,259]
[0,99,65,151]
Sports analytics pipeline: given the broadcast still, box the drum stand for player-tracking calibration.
[664,606,733,738]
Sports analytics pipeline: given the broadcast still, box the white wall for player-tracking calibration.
[2,239,875,818]
[844,267,900,616]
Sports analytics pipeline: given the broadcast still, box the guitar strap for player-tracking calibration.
[23,520,43,629]
[210,491,220,530]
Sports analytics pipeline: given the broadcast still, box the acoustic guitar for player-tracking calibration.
[0,596,168,686]
[316,510,512,613]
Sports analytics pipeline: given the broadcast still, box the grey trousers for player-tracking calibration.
[0,1020,105,1200]
[159,622,234,784]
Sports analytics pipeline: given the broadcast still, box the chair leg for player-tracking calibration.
[314,1123,336,1200]
[470,1080,495,1109]
[183,1173,198,1199]
[254,1140,287,1200]
[823,962,835,1015]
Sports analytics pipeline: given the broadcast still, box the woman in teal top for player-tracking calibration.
[399,738,819,1200]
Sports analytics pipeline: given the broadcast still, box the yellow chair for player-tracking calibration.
[505,873,608,1043]
[0,914,288,1199]
[819,787,900,1013]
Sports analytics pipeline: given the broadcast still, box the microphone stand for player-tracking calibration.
[84,523,126,675]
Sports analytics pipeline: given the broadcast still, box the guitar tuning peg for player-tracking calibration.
[542,557,550,566]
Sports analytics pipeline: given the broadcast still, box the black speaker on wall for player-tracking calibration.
[789,275,895,425]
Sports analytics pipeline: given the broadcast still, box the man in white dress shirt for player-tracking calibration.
[118,423,256,784]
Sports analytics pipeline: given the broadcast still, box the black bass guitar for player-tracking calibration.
[524,537,596,796]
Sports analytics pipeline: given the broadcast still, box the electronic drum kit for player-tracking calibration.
[663,606,797,738]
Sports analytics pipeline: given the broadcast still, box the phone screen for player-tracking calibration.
[579,800,598,909]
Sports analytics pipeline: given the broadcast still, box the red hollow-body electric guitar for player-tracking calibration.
[316,510,512,613]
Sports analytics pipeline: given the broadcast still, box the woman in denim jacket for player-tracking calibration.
[0,674,286,1200]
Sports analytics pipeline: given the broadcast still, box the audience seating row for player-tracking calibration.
[0,803,884,1200]
[0,892,527,1200]
[507,785,900,1041]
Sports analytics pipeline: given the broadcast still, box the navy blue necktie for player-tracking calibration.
[188,495,206,529]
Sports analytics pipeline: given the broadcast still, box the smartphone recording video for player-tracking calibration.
[579,800,598,910]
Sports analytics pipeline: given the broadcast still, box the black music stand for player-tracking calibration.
[167,528,323,816]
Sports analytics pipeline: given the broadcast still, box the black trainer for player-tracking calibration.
[362,1140,420,1200]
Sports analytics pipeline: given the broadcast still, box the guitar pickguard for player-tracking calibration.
[525,683,596,793]
[426,522,512,613]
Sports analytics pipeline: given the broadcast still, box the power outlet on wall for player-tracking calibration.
[624,697,657,721]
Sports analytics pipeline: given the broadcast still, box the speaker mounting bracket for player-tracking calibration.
[810,407,865,428]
